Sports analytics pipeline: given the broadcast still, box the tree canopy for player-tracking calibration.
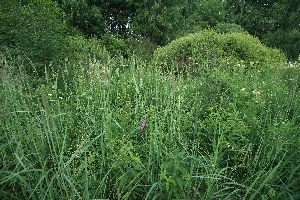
[0,0,299,65]
[224,0,300,60]
[224,0,300,37]
[0,0,68,72]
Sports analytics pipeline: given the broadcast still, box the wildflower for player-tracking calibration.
[252,89,261,95]
[140,118,147,130]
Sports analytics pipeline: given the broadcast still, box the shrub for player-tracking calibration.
[214,23,248,34]
[99,33,158,61]
[154,30,286,74]
[100,33,128,57]
[126,37,158,61]
[0,0,68,75]
[65,35,110,62]
[154,30,223,73]
[262,29,300,61]
[220,32,286,65]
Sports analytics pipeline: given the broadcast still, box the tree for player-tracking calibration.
[131,0,185,45]
[54,0,106,37]
[224,0,300,37]
[262,29,300,61]
[132,0,226,45]
[55,0,226,46]
[224,0,300,60]
[0,0,68,73]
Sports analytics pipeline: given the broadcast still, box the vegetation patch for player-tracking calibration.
[154,30,286,74]
[0,0,299,199]
[1,52,299,199]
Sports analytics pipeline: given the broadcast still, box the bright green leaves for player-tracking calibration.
[220,32,286,65]
[159,150,192,199]
[154,30,286,74]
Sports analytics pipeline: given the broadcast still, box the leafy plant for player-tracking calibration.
[154,30,286,74]
[214,23,248,34]
[0,0,68,75]
[262,29,300,61]
[1,40,299,199]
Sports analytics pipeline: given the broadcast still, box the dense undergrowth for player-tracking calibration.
[1,48,300,199]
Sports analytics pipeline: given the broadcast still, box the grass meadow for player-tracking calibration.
[1,52,300,199]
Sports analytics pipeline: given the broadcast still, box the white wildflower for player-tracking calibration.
[252,89,261,95]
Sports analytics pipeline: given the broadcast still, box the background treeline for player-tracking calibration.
[1,0,299,73]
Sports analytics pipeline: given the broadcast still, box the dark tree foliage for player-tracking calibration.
[54,0,106,37]
[225,0,300,36]
[2,0,298,64]
[224,0,300,60]
[99,0,136,37]
[131,0,226,45]
[54,0,226,45]
[262,29,300,61]
[0,0,68,73]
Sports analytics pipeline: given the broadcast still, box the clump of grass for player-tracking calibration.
[1,52,300,199]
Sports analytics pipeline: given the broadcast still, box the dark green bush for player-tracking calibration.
[126,37,158,61]
[154,30,286,73]
[100,33,128,57]
[65,36,110,62]
[0,0,68,75]
[214,23,248,34]
[262,29,300,61]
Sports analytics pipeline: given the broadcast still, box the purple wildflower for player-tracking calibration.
[140,118,147,130]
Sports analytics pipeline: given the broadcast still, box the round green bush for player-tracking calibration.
[221,32,286,64]
[154,30,286,73]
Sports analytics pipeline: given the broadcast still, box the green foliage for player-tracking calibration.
[0,0,68,75]
[221,32,286,65]
[55,0,106,37]
[126,37,158,61]
[154,30,222,72]
[214,23,248,34]
[185,0,226,29]
[100,33,128,57]
[224,0,300,62]
[262,29,300,61]
[1,51,300,199]
[53,35,110,93]
[1,0,300,198]
[65,35,110,61]
[132,0,186,45]
[132,0,226,45]
[154,30,286,73]
[224,0,300,37]
[94,32,158,60]
[65,0,225,46]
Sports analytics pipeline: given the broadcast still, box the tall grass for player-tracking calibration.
[1,53,300,199]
